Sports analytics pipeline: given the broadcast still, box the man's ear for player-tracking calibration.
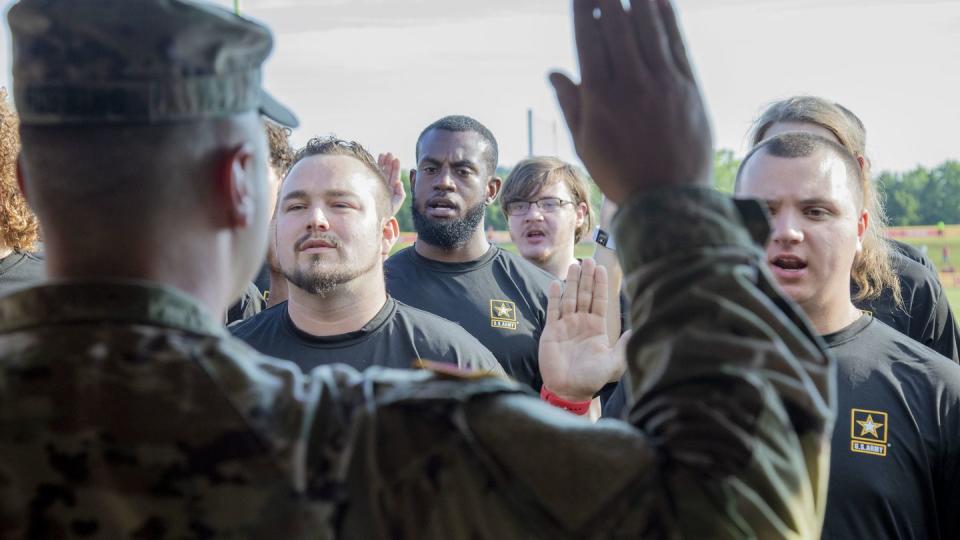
[409,169,417,191]
[575,201,588,228]
[381,216,400,257]
[486,176,503,203]
[217,143,257,229]
[856,209,869,254]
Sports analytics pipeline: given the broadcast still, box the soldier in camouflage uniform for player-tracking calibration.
[0,0,834,538]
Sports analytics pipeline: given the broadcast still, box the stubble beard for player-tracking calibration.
[283,251,379,298]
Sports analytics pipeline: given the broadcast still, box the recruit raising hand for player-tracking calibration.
[378,151,405,215]
[538,258,624,402]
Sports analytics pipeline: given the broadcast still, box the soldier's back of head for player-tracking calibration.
[0,0,327,536]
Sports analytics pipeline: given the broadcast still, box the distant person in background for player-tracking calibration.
[750,95,960,362]
[0,87,43,296]
[231,136,502,374]
[386,115,555,390]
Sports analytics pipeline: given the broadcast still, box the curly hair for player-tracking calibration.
[265,120,294,176]
[0,87,40,252]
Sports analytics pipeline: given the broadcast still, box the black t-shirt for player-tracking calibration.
[855,249,960,363]
[0,250,44,298]
[385,246,553,390]
[229,297,501,373]
[821,314,960,540]
[890,238,938,274]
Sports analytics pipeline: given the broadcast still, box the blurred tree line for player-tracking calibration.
[877,162,960,226]
[394,153,960,232]
[708,151,960,227]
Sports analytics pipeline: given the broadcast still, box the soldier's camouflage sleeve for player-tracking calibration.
[312,187,834,539]
[0,187,833,538]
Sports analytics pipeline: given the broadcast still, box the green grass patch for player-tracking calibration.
[879,236,960,317]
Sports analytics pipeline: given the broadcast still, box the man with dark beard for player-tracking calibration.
[386,116,554,390]
[231,136,502,374]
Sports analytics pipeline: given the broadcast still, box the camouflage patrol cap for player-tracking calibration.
[7,0,298,127]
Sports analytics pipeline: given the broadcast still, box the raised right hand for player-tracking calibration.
[550,0,713,204]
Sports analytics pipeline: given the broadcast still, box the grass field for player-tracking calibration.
[894,235,960,317]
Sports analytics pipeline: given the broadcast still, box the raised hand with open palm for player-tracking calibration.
[538,258,625,402]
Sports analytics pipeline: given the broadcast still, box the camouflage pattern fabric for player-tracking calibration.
[8,0,297,127]
[0,188,834,538]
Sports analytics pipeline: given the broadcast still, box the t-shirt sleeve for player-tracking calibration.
[425,317,506,376]
[933,361,960,538]
[454,337,505,376]
[928,284,960,363]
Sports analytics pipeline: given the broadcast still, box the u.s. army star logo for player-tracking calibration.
[490,299,518,330]
[850,408,888,457]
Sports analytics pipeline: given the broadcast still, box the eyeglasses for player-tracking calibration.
[504,197,574,216]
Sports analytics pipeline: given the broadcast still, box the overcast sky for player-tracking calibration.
[2,0,959,173]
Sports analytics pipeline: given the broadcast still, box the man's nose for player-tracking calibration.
[525,203,546,221]
[771,212,803,245]
[307,207,329,231]
[433,167,456,192]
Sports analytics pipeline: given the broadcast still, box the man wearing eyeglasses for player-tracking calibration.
[500,157,594,280]
[385,115,555,391]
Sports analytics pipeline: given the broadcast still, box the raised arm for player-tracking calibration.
[303,1,834,537]
[476,0,833,535]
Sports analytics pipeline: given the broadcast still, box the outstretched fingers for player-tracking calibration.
[562,262,582,318]
[629,0,675,77]
[550,72,582,136]
[591,264,609,317]
[597,0,646,81]
[547,280,563,324]
[655,0,694,80]
[573,0,609,84]
[577,258,596,313]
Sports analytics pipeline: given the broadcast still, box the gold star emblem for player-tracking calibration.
[489,300,518,329]
[857,414,884,438]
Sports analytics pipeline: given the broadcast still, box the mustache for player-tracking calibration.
[294,232,342,252]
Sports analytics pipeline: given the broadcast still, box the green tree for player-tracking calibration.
[874,161,960,226]
[878,171,918,226]
[713,149,741,194]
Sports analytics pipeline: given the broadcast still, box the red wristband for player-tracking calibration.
[540,386,591,416]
